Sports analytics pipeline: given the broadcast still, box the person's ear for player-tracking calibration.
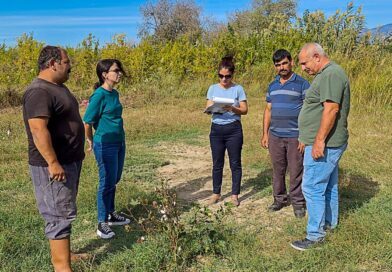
[313,53,321,62]
[49,59,57,70]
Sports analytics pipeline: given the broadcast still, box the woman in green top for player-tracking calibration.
[83,59,130,239]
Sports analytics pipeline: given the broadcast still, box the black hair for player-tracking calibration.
[38,46,63,71]
[272,49,292,63]
[218,55,235,73]
[94,59,125,90]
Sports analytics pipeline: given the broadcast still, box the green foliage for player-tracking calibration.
[0,1,391,107]
[67,34,100,98]
[0,33,42,92]
[299,2,366,56]
[125,183,231,270]
[139,0,202,43]
[180,204,230,259]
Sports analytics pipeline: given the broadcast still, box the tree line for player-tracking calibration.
[0,0,391,107]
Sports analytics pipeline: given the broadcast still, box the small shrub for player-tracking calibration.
[0,89,23,107]
[127,182,231,270]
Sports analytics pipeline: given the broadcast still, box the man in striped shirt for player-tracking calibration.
[261,49,310,218]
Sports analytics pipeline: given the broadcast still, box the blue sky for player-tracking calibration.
[1,0,391,47]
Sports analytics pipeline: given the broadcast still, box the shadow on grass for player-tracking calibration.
[221,168,273,202]
[171,169,273,205]
[173,176,212,203]
[339,169,379,216]
[74,226,142,267]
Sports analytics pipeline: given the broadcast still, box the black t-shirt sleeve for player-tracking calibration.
[24,88,52,119]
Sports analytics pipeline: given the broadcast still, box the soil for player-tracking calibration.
[155,143,296,226]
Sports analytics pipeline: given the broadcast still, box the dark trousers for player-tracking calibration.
[209,121,243,195]
[268,134,305,206]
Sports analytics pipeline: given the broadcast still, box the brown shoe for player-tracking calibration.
[209,194,221,204]
[231,195,240,207]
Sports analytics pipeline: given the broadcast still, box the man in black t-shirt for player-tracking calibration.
[23,46,85,271]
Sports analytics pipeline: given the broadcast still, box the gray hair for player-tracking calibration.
[301,43,327,57]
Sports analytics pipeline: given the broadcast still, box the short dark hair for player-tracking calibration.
[218,55,235,73]
[272,49,292,63]
[94,59,125,89]
[38,46,63,71]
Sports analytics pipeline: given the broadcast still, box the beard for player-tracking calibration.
[279,70,289,75]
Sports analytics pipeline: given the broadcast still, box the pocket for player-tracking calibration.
[54,180,74,217]
[302,162,316,193]
[29,165,50,187]
[326,145,346,166]
[210,124,219,137]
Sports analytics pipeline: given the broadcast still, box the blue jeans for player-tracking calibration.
[93,141,126,223]
[209,121,243,195]
[302,144,347,241]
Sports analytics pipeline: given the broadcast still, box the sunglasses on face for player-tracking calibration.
[218,74,232,79]
[108,69,122,74]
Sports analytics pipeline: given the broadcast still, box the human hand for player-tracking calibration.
[311,140,325,159]
[298,142,305,154]
[222,105,233,112]
[48,161,66,182]
[86,139,93,152]
[261,135,269,148]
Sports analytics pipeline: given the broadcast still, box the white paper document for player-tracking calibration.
[204,97,235,114]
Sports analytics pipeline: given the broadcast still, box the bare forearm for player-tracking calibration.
[316,103,339,142]
[31,128,58,165]
[262,107,271,136]
[84,123,93,142]
[232,101,248,115]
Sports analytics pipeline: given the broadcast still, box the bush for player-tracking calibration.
[127,183,232,270]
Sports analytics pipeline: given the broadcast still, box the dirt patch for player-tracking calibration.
[155,143,297,226]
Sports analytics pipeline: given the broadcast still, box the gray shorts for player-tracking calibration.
[29,161,82,240]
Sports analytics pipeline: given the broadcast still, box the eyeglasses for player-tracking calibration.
[108,69,122,74]
[218,74,232,79]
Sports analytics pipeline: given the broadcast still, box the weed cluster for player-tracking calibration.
[126,182,231,270]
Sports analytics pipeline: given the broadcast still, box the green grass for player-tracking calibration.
[0,94,391,271]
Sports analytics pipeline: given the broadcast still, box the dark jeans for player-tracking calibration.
[209,121,243,195]
[93,141,126,223]
[268,134,305,206]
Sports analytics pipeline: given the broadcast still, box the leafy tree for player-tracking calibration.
[68,34,100,96]
[139,0,202,42]
[229,0,297,37]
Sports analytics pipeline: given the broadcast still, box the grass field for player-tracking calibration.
[0,92,391,271]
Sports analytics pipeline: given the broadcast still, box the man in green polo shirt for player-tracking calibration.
[290,43,350,251]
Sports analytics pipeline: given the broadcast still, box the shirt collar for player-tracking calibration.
[318,61,334,74]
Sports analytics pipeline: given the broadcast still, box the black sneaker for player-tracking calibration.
[97,222,115,239]
[293,206,306,218]
[108,211,131,226]
[290,238,324,251]
[268,201,289,212]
